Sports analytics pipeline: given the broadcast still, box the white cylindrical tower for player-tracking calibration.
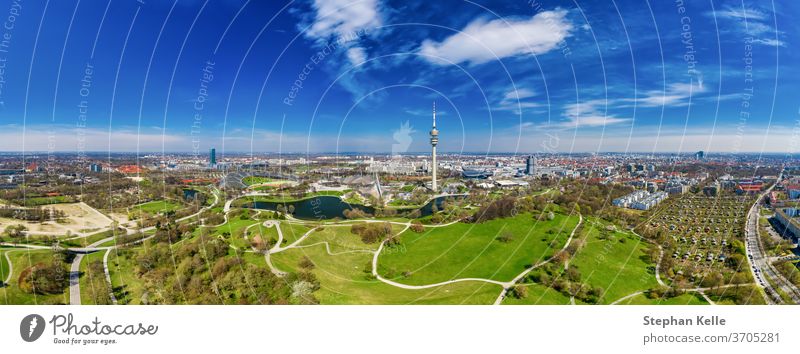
[430,102,438,192]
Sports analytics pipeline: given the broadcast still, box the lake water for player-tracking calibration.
[246,194,466,220]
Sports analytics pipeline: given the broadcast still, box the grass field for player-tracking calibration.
[568,218,659,304]
[211,217,263,249]
[0,249,69,305]
[230,219,314,248]
[293,224,405,253]
[23,195,76,206]
[242,176,273,185]
[275,223,313,245]
[134,199,183,214]
[377,213,579,285]
[271,245,502,304]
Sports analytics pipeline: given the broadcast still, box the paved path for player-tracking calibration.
[609,291,644,305]
[699,291,715,305]
[68,253,84,305]
[69,236,115,305]
[3,251,12,285]
[103,249,118,304]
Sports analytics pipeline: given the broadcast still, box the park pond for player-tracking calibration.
[246,194,466,220]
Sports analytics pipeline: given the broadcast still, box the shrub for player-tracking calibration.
[496,231,514,243]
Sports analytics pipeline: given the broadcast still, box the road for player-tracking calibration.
[744,172,800,304]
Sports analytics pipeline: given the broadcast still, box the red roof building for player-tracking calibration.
[117,165,143,174]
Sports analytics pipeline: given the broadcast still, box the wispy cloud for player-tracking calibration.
[495,87,541,113]
[418,10,573,65]
[633,80,706,108]
[711,5,784,47]
[555,99,629,129]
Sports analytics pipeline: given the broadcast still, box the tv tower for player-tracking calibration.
[430,102,439,192]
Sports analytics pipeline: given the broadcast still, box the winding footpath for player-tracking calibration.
[3,251,12,285]
[102,249,118,304]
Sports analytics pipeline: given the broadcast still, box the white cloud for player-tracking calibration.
[715,7,768,21]
[305,0,381,40]
[634,80,706,107]
[556,99,629,129]
[752,38,785,47]
[346,47,367,66]
[496,87,541,113]
[418,10,573,65]
[503,88,536,100]
[300,0,382,95]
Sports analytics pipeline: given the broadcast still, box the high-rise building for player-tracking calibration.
[210,148,217,166]
[525,155,536,175]
[695,151,704,160]
[90,163,102,173]
[430,102,438,192]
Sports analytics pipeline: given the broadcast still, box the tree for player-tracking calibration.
[299,256,315,270]
[509,285,528,299]
[19,259,69,295]
[4,224,27,245]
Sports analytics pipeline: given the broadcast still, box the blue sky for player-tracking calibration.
[0,0,796,154]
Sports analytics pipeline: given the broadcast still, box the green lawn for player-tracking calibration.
[378,213,579,285]
[278,223,313,245]
[242,176,273,185]
[270,244,502,304]
[0,249,69,305]
[568,219,659,304]
[134,199,183,214]
[293,224,403,253]
[23,195,76,206]
[241,251,267,267]
[210,217,263,247]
